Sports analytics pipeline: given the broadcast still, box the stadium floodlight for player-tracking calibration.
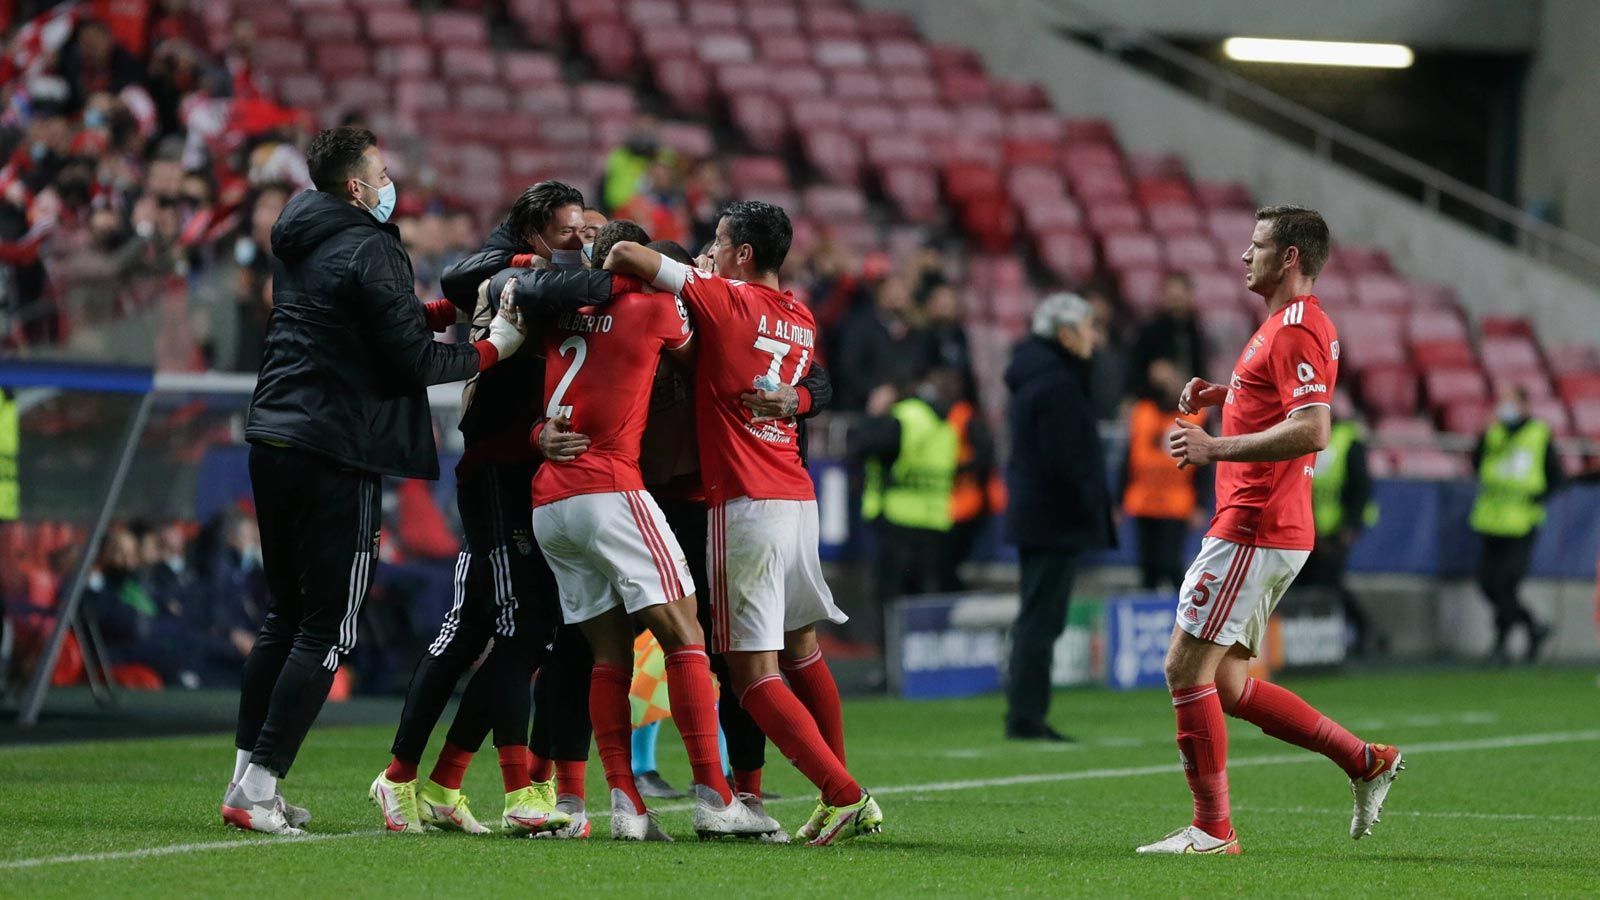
[1222,37,1414,69]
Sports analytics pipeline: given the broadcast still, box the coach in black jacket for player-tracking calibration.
[224,128,528,835]
[1002,292,1114,743]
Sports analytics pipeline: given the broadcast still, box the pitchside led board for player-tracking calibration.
[890,590,1347,698]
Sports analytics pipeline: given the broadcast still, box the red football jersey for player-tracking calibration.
[1208,295,1340,551]
[674,266,818,506]
[531,291,694,506]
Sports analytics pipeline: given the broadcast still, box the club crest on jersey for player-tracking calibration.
[674,296,689,321]
[1297,362,1315,383]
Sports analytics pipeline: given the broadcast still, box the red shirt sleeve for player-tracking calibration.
[658,291,695,351]
[677,266,735,322]
[1270,321,1337,416]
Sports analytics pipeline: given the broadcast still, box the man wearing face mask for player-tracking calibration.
[371,182,630,838]
[223,127,529,836]
[1470,384,1562,663]
[1002,293,1114,742]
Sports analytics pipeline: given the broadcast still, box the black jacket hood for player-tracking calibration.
[1005,335,1087,392]
[271,189,392,262]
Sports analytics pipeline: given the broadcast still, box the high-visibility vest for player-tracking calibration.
[0,389,17,521]
[1121,399,1202,521]
[1312,421,1378,537]
[948,401,984,523]
[1470,419,1552,538]
[862,397,959,532]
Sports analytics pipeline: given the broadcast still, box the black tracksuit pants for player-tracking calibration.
[1476,532,1539,650]
[388,460,564,763]
[658,496,767,774]
[1005,547,1078,732]
[237,444,381,777]
[1134,516,1188,592]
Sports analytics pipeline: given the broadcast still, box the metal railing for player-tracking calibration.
[1037,0,1600,286]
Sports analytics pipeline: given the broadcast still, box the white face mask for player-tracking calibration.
[536,231,582,269]
[1496,401,1522,424]
[356,178,396,224]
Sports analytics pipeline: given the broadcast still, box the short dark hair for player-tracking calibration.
[1255,205,1331,279]
[647,239,694,266]
[509,181,586,242]
[593,220,650,266]
[306,127,377,195]
[721,200,791,274]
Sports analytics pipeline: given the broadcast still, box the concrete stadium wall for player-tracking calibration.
[858,0,1600,350]
[1519,0,1600,254]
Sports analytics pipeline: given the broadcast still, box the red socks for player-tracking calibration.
[528,752,553,784]
[780,647,846,765]
[498,745,531,794]
[591,663,645,812]
[733,767,762,798]
[556,759,587,801]
[384,756,418,784]
[1229,677,1368,779]
[741,674,862,808]
[664,646,734,804]
[1172,684,1231,840]
[429,742,474,791]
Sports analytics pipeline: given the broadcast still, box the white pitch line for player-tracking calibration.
[5,728,1598,870]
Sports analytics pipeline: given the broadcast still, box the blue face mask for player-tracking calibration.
[357,179,396,224]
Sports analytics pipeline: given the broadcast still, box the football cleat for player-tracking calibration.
[530,776,558,811]
[1350,743,1405,840]
[369,771,425,834]
[226,783,310,829]
[609,788,672,842]
[637,769,684,799]
[418,779,489,835]
[222,784,305,836]
[737,793,790,844]
[691,785,780,839]
[794,797,828,842]
[1135,825,1241,855]
[502,785,572,836]
[535,795,592,840]
[805,791,884,847]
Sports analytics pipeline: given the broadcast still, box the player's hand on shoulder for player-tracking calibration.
[1179,377,1227,414]
[538,413,590,463]
[1168,417,1215,468]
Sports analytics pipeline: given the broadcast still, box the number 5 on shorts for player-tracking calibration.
[1190,571,1219,608]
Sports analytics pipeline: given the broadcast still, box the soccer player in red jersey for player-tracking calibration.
[529,219,774,842]
[604,201,884,847]
[1139,206,1402,855]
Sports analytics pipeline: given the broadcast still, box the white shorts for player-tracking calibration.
[532,490,695,625]
[1176,537,1309,655]
[706,497,848,653]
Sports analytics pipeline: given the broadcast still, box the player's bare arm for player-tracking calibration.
[602,240,667,285]
[1169,405,1330,467]
[1178,377,1228,414]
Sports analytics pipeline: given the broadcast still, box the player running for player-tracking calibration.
[1139,205,1402,855]
[530,219,773,842]
[604,201,883,847]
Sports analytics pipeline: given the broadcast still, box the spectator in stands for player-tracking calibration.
[1120,358,1207,592]
[1129,272,1204,399]
[921,283,978,407]
[834,274,926,410]
[1303,393,1377,656]
[1002,293,1113,742]
[603,114,670,212]
[1470,384,1562,663]
[1085,285,1132,420]
[945,370,999,589]
[59,19,146,112]
[684,159,729,250]
[856,369,963,644]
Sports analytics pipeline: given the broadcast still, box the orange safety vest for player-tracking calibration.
[1121,399,1204,520]
[947,401,1007,522]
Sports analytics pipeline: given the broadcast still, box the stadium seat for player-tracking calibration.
[1205,208,1257,245]
[456,83,512,113]
[579,21,637,78]
[728,155,789,190]
[844,102,901,137]
[1006,166,1065,203]
[315,43,373,77]
[1479,315,1534,338]
[1546,343,1600,375]
[746,7,801,31]
[519,83,574,115]
[277,74,329,109]
[934,135,1003,169]
[654,58,712,116]
[1020,196,1083,233]
[901,104,957,137]
[958,199,1018,254]
[1391,448,1469,480]
[377,44,434,80]
[428,11,490,46]
[1480,337,1543,374]
[991,80,1051,111]
[867,135,932,168]
[655,121,714,158]
[728,95,787,152]
[1529,398,1574,435]
[1187,268,1245,308]
[1409,308,1470,343]
[1354,274,1410,308]
[887,74,941,103]
[830,68,886,101]
[687,3,740,28]
[803,184,868,219]
[336,79,389,110]
[1313,273,1353,307]
[804,7,862,37]
[1361,365,1421,417]
[575,83,637,118]
[802,130,862,186]
[1557,373,1600,404]
[1146,203,1204,236]
[1411,340,1477,369]
[880,166,941,224]
[788,97,845,132]
[1569,400,1600,438]
[814,37,870,68]
[626,0,680,27]
[1085,202,1144,235]
[860,9,919,39]
[1118,270,1167,318]
[938,70,993,105]
[1339,245,1394,274]
[1338,311,1407,370]
[952,105,1005,140]
[757,34,812,65]
[1004,111,1063,143]
[942,164,1003,205]
[1164,234,1220,269]
[1035,230,1096,284]
[1374,416,1437,443]
[1425,368,1489,407]
[639,27,696,61]
[1441,399,1492,435]
[873,38,931,71]
[302,10,361,42]
[1194,182,1254,211]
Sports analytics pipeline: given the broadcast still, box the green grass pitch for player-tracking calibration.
[3,668,1599,897]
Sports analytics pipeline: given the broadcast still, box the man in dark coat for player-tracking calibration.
[223,127,528,835]
[1003,292,1115,741]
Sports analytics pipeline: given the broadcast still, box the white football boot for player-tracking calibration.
[609,788,672,842]
[1350,743,1405,839]
[1136,825,1241,855]
[222,783,305,836]
[691,785,780,840]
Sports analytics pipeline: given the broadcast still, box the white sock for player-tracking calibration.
[231,749,251,786]
[238,763,278,803]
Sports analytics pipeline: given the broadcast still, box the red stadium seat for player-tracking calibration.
[715,63,772,96]
[1338,310,1407,370]
[880,166,941,223]
[654,58,712,115]
[728,95,788,152]
[1035,231,1095,284]
[1188,268,1246,309]
[575,83,637,118]
[1145,203,1203,236]
[698,31,755,65]
[1479,315,1534,338]
[928,43,983,72]
[1006,166,1065,202]
[952,105,1005,139]
[859,9,919,39]
[942,165,1003,205]
[276,74,327,109]
[1017,196,1082,234]
[804,7,861,37]
[813,37,870,68]
[1164,234,1220,269]
[428,11,490,46]
[901,104,956,137]
[1408,308,1469,343]
[1557,373,1600,404]
[1480,337,1543,374]
[501,52,561,85]
[253,38,311,75]
[1354,274,1410,308]
[1134,176,1193,206]
[802,130,862,185]
[788,97,845,133]
[728,155,790,191]
[1528,398,1573,436]
[803,184,868,219]
[1411,341,1477,369]
[1313,273,1353,307]
[1101,232,1162,270]
[1193,182,1254,211]
[872,38,930,72]
[315,44,372,77]
[1085,202,1144,234]
[242,7,299,38]
[991,80,1051,111]
[866,135,932,168]
[519,83,574,115]
[655,121,714,158]
[757,34,812,65]
[746,7,800,31]
[934,135,1003,169]
[1546,343,1600,376]
[844,102,901,137]
[626,0,680,27]
[1361,365,1421,417]
[1492,370,1555,400]
[938,70,992,105]
[1568,400,1600,438]
[1003,139,1057,169]
[1391,448,1468,480]
[377,45,434,79]
[1118,270,1167,318]
[639,26,695,61]
[394,80,450,115]
[1338,245,1393,274]
[887,74,941,103]
[303,10,361,42]
[539,118,593,147]
[1374,416,1436,443]
[1425,368,1488,406]
[335,79,389,110]
[1441,399,1492,435]
[958,199,1018,255]
[687,3,740,28]
[1004,111,1063,143]
[830,68,886,101]
[579,22,637,79]
[1067,166,1132,201]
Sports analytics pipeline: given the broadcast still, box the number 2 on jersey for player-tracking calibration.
[545,335,587,419]
[752,335,809,387]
